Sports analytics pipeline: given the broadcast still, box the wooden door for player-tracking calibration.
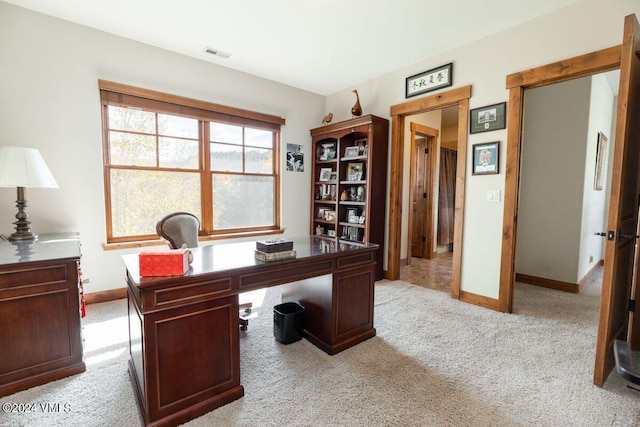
[594,13,640,386]
[408,122,439,262]
[411,138,428,258]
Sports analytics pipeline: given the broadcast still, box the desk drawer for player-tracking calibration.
[336,251,375,270]
[144,278,234,310]
[239,259,333,290]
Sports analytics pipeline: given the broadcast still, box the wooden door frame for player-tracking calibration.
[388,85,471,300]
[498,46,621,313]
[408,123,439,262]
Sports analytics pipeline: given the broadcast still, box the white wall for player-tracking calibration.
[441,124,458,150]
[580,74,615,278]
[0,2,324,293]
[516,77,591,284]
[515,74,613,285]
[325,0,638,299]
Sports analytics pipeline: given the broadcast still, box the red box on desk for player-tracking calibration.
[139,248,190,277]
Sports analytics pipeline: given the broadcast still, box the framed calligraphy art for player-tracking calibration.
[405,63,453,98]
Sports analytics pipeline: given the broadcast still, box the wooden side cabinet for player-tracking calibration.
[310,115,389,280]
[0,234,85,397]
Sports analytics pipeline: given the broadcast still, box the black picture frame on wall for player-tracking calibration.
[472,141,500,175]
[405,63,453,98]
[470,102,507,134]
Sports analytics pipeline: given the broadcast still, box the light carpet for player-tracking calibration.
[0,274,638,427]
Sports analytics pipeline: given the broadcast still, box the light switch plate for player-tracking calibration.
[486,190,501,202]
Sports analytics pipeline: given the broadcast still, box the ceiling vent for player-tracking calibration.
[203,47,231,59]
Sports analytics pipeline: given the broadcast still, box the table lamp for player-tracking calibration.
[0,146,59,241]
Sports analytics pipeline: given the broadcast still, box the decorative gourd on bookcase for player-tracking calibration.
[310,115,389,280]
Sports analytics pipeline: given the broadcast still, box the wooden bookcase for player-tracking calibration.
[310,114,389,280]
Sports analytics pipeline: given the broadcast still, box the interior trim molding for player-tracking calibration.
[98,79,286,126]
[499,46,621,313]
[459,290,499,311]
[387,85,471,305]
[515,260,604,294]
[515,273,580,293]
[579,259,605,289]
[85,288,127,304]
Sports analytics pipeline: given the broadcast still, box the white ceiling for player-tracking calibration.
[4,0,584,95]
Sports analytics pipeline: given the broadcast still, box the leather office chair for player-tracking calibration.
[156,212,252,330]
[156,212,200,250]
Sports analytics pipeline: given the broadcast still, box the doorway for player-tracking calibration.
[514,72,617,300]
[403,111,459,293]
[498,46,621,312]
[408,122,439,261]
[496,41,635,388]
[388,85,471,300]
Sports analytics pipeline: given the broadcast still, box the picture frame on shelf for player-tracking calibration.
[344,146,359,158]
[472,141,500,175]
[405,62,453,98]
[347,162,364,181]
[319,142,336,160]
[324,210,336,221]
[355,138,367,156]
[359,215,366,224]
[347,208,359,223]
[470,102,506,134]
[317,207,329,219]
[329,171,338,182]
[319,167,332,181]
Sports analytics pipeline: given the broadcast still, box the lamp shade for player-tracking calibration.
[0,146,58,188]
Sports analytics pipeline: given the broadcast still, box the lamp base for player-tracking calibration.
[8,187,38,242]
[8,231,38,242]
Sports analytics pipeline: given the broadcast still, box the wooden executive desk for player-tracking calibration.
[123,236,378,427]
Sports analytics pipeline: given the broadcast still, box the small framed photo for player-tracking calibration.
[347,162,364,181]
[329,171,338,182]
[319,142,336,161]
[347,208,359,223]
[317,207,329,219]
[318,167,332,181]
[344,146,360,158]
[470,102,506,134]
[359,215,366,225]
[355,139,368,156]
[406,63,453,98]
[472,141,500,175]
[324,210,336,221]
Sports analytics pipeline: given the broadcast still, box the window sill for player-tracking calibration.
[102,229,285,251]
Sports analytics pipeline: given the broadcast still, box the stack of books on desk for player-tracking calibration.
[254,239,296,263]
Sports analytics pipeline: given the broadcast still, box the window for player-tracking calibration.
[99,81,284,244]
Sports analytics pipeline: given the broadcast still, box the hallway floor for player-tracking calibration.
[399,252,452,294]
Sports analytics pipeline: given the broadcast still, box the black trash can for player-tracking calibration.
[273,302,304,344]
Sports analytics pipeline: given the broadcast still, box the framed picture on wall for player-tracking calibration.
[472,141,500,175]
[470,102,507,134]
[405,63,453,98]
[594,132,608,191]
